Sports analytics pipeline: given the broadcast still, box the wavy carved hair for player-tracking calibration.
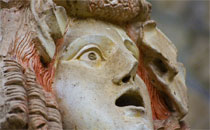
[11,22,171,124]
[9,0,173,128]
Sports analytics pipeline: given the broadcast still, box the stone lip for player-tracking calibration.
[115,87,145,109]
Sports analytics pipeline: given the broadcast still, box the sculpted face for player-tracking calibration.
[53,20,153,130]
[0,0,189,129]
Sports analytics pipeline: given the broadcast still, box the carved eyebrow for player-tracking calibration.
[124,40,139,60]
[71,44,105,60]
[61,35,115,61]
[113,27,139,57]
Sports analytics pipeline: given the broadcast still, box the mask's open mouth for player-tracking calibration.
[115,90,144,108]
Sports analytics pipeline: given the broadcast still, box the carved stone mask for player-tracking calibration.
[0,0,188,129]
[53,19,153,129]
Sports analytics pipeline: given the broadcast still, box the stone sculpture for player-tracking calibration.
[0,0,189,129]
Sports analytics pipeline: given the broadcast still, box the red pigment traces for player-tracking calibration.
[126,24,171,120]
[137,49,171,120]
[12,30,171,120]
[12,31,56,92]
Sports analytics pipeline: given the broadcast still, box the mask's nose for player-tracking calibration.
[112,61,138,85]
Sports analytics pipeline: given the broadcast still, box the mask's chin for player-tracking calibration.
[61,109,151,130]
[55,90,152,130]
[52,73,153,130]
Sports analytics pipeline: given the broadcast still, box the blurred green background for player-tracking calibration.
[148,0,209,129]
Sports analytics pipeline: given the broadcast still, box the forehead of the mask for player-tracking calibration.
[59,19,137,60]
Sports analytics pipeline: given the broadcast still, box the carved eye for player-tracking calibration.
[79,50,101,61]
[74,45,105,63]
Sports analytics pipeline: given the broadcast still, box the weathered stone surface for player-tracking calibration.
[54,0,151,23]
[0,57,63,130]
[0,0,189,129]
[25,70,63,130]
[0,57,28,129]
[139,21,188,119]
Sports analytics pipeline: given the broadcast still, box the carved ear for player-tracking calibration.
[139,20,188,119]
[30,0,68,62]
